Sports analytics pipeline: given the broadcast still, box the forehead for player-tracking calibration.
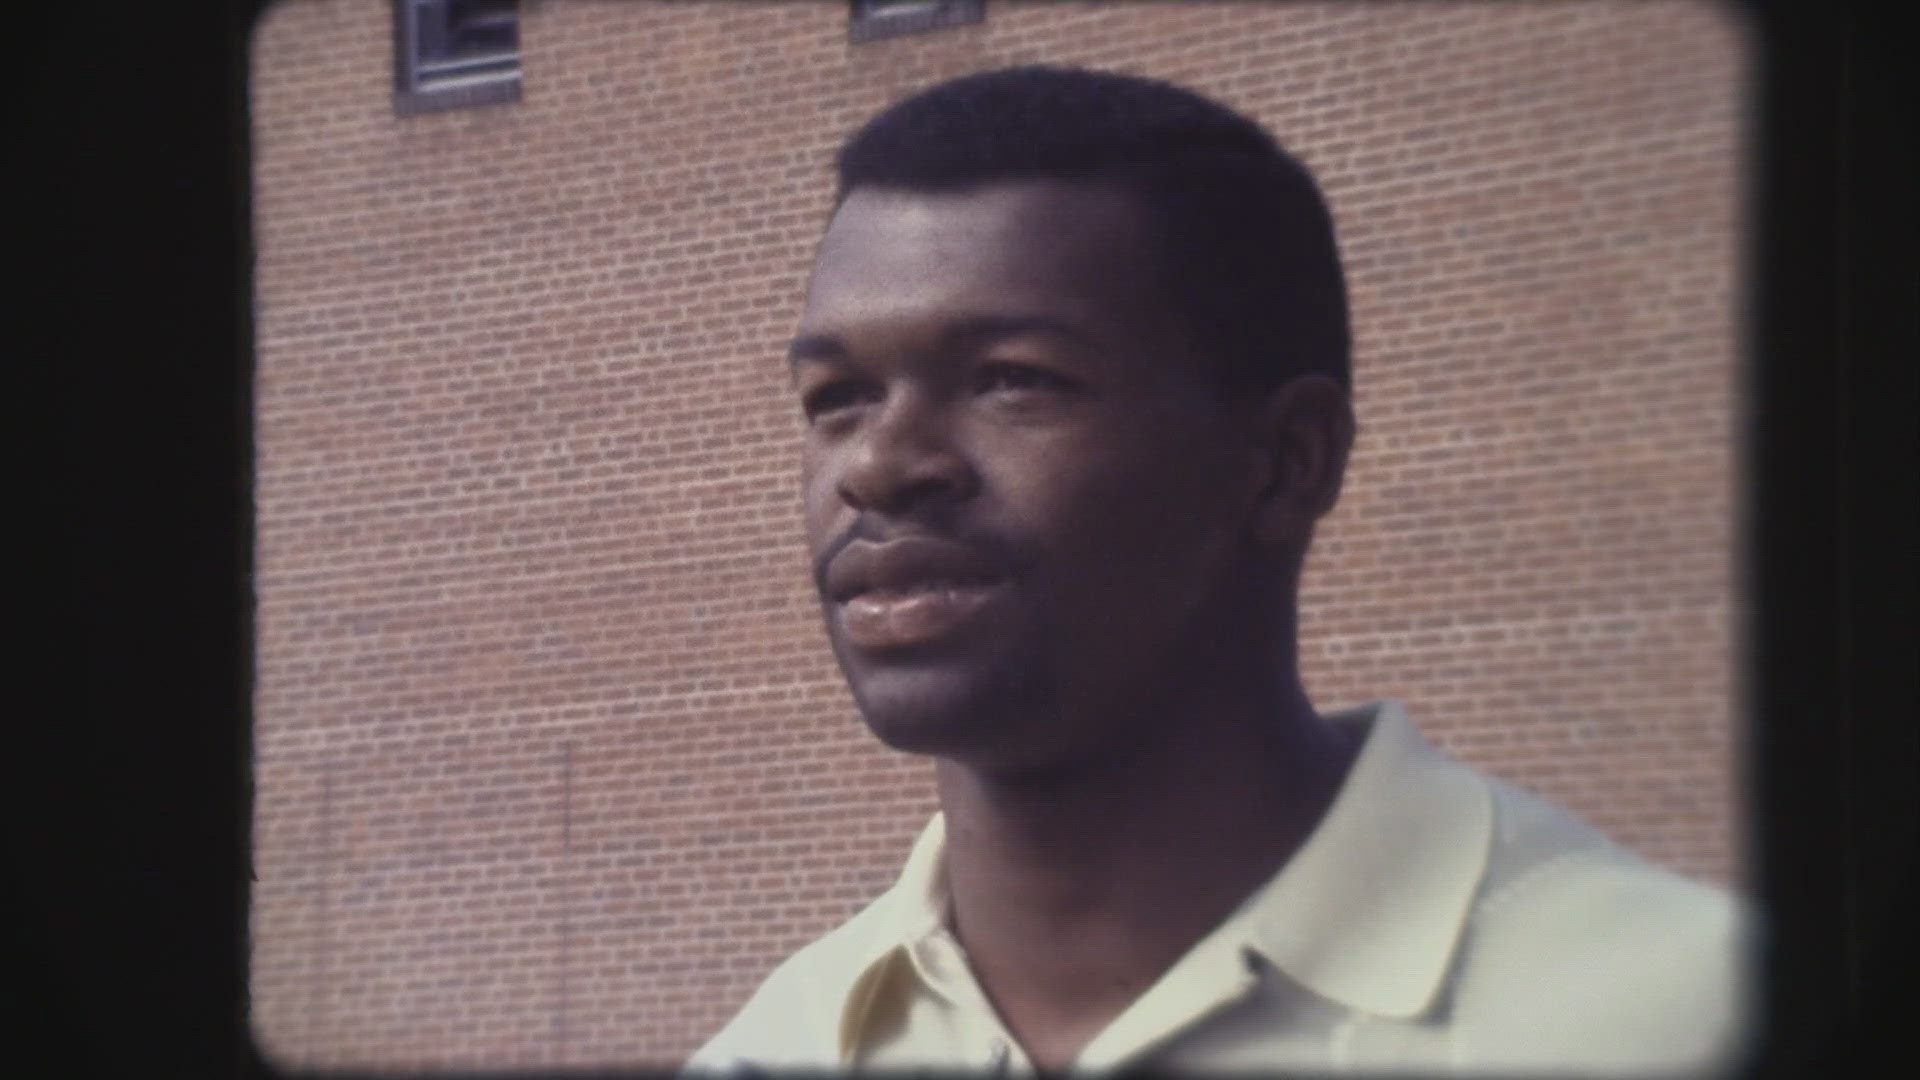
[801,181,1164,335]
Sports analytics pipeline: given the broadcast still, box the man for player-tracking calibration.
[687,66,1746,1075]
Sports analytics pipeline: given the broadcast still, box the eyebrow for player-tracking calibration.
[786,313,1096,365]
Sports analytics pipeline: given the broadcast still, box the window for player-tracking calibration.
[849,0,984,44]
[393,0,521,116]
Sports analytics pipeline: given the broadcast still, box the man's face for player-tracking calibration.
[793,181,1267,774]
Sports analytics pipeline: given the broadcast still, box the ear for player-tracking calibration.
[1247,374,1355,551]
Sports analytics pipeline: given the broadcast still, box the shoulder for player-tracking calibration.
[681,891,902,1075]
[1451,774,1754,1072]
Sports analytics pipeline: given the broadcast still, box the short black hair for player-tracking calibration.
[835,65,1350,394]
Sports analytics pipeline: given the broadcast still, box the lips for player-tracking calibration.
[824,535,1010,649]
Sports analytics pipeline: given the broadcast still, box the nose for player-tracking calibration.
[834,388,977,516]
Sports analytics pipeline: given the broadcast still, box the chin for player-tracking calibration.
[849,668,1001,754]
[840,650,1054,761]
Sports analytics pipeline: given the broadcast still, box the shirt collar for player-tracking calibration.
[833,700,1493,1055]
[834,813,949,1060]
[1236,700,1492,1017]
[870,808,950,949]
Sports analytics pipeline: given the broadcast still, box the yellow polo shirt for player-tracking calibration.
[686,701,1751,1075]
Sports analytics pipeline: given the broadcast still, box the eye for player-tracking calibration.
[972,362,1079,398]
[800,378,882,424]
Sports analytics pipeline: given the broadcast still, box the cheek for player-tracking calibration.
[799,446,837,538]
[1051,438,1247,586]
[799,483,838,568]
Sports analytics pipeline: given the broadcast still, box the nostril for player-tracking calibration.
[863,475,963,519]
[838,443,978,516]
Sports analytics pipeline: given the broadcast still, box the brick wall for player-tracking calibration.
[248,0,1747,1068]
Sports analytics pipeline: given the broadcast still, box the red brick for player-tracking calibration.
[249,0,1746,1068]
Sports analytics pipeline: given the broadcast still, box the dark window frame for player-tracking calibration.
[393,0,522,116]
[849,0,984,44]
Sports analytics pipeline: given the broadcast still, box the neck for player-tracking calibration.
[936,673,1351,916]
[936,591,1343,906]
[930,650,1361,1063]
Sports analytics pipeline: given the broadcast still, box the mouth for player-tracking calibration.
[823,536,1013,650]
[838,578,1006,650]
